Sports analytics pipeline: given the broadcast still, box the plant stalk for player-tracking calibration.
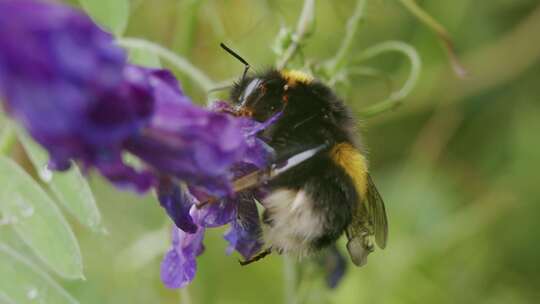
[276,0,316,69]
[283,255,299,304]
[398,0,467,77]
[325,0,367,75]
[116,38,216,92]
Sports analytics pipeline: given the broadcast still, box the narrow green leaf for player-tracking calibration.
[0,157,83,279]
[0,244,79,304]
[79,0,130,36]
[17,130,103,233]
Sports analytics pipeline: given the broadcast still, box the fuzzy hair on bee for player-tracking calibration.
[221,44,388,267]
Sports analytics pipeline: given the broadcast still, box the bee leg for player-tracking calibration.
[195,196,217,209]
[239,248,273,266]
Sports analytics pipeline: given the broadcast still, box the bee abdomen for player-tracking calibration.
[261,156,358,256]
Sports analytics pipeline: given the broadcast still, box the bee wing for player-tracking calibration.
[345,174,388,266]
[366,174,388,249]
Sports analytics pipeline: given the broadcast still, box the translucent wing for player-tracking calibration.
[367,174,388,249]
[346,174,388,266]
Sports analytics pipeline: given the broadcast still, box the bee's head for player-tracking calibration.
[231,69,325,118]
[220,44,342,124]
[230,70,293,121]
[231,69,349,126]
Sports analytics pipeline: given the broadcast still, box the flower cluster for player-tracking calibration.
[0,0,277,288]
[157,103,280,288]
[159,187,265,288]
[0,0,260,195]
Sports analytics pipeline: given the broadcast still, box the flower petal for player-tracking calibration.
[94,152,155,193]
[161,210,205,288]
[224,193,263,259]
[160,247,195,289]
[161,227,203,288]
[157,178,197,233]
[125,70,250,196]
[320,245,347,289]
[198,198,236,228]
[0,0,155,190]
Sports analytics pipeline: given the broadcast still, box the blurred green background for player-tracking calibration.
[4,0,540,303]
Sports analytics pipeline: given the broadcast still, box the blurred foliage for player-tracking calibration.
[3,0,540,303]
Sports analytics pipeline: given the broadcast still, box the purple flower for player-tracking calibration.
[0,0,285,290]
[211,101,281,169]
[126,71,250,197]
[198,197,236,228]
[224,193,263,259]
[157,177,197,233]
[154,104,280,288]
[0,0,261,196]
[0,0,154,191]
[319,245,347,289]
[152,99,280,234]
[158,163,268,288]
[160,189,264,288]
[161,209,205,289]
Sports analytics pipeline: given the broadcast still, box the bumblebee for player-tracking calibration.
[221,44,388,267]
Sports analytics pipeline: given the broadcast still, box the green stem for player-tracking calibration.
[398,0,467,77]
[346,67,394,93]
[174,0,204,58]
[116,38,216,92]
[276,0,316,69]
[325,0,367,75]
[357,41,421,118]
[0,123,16,156]
[180,287,192,304]
[283,255,298,304]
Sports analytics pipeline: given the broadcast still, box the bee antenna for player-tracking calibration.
[220,43,250,81]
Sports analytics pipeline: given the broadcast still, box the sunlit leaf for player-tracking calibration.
[0,244,79,304]
[0,227,30,258]
[0,157,83,279]
[16,129,103,233]
[79,0,130,36]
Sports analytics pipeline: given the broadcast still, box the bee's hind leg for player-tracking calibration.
[239,248,273,266]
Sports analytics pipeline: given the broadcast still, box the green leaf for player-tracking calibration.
[79,0,130,36]
[0,244,79,304]
[16,129,103,233]
[0,227,31,258]
[0,157,83,279]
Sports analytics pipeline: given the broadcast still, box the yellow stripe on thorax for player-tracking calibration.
[330,143,368,197]
[280,70,314,85]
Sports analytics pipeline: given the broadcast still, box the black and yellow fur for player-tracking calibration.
[230,69,387,265]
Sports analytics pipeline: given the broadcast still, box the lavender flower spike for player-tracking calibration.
[0,0,154,191]
[126,70,250,197]
[0,0,261,196]
[0,0,286,290]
